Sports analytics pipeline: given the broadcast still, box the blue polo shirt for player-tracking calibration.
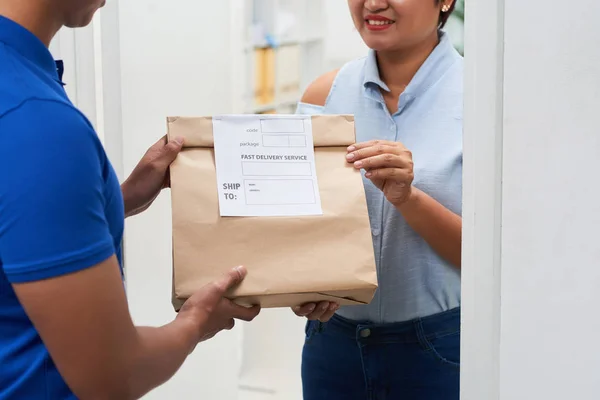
[0,16,124,399]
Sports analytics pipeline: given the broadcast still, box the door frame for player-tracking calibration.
[460,0,505,399]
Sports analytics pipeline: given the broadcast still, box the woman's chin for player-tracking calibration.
[364,39,399,53]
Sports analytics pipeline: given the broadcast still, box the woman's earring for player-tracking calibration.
[442,4,450,12]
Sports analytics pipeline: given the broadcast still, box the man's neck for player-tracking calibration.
[376,30,440,93]
[0,1,62,46]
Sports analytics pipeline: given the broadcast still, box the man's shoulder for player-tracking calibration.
[0,44,100,161]
[0,44,71,119]
[0,97,103,179]
[0,98,99,157]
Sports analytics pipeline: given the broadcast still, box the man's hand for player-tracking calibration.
[121,135,184,217]
[13,255,261,400]
[177,266,261,345]
[291,301,339,322]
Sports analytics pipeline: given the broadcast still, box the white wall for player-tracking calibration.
[501,0,600,398]
[462,0,600,399]
[323,0,368,70]
[116,1,239,399]
[115,1,305,399]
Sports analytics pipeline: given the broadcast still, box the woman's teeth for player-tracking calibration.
[367,20,393,25]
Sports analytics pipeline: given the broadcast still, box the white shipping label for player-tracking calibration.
[212,115,323,217]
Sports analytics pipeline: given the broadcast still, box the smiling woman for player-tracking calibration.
[292,0,463,399]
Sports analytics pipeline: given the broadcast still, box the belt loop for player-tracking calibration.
[414,318,430,350]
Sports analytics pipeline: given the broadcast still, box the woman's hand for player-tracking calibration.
[121,135,184,218]
[291,301,339,322]
[346,140,415,207]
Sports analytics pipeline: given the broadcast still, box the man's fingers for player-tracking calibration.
[211,266,247,295]
[224,318,235,330]
[156,136,184,168]
[149,134,168,150]
[225,302,261,322]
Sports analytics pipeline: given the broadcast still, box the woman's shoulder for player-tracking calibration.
[300,69,340,107]
[300,57,368,107]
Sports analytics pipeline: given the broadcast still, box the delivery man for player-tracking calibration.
[0,1,260,399]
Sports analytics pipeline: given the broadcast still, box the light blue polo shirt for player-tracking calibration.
[0,15,124,399]
[297,32,462,323]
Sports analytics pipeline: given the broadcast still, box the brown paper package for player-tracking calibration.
[167,114,378,310]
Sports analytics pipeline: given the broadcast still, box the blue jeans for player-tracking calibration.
[301,307,460,400]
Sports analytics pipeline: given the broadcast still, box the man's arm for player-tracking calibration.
[0,100,259,398]
[13,256,194,399]
[0,101,187,398]
[14,258,255,400]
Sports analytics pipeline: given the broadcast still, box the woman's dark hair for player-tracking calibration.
[437,0,456,28]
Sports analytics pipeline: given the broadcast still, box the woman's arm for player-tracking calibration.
[347,140,462,270]
[396,187,462,269]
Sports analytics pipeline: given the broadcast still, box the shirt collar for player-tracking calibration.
[55,59,65,83]
[0,15,62,83]
[363,31,459,101]
[363,48,390,92]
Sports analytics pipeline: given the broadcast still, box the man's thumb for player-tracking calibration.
[212,266,247,295]
[158,137,184,166]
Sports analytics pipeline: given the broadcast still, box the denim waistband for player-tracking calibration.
[309,307,460,344]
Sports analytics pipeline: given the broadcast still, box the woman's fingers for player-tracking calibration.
[352,153,413,172]
[305,301,330,320]
[346,143,402,163]
[292,302,339,321]
[317,306,338,322]
[292,303,317,317]
[346,142,412,171]
[347,139,397,152]
[307,302,339,321]
[365,167,413,182]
